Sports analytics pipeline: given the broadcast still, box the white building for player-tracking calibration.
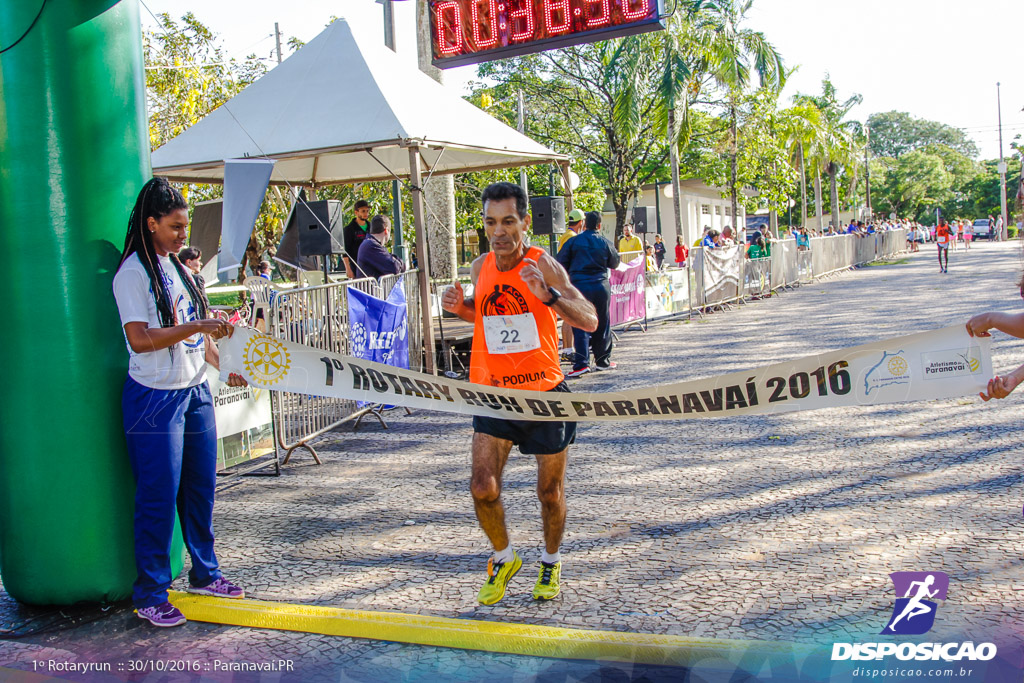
[600,179,755,247]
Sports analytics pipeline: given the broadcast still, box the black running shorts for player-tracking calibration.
[472,381,576,455]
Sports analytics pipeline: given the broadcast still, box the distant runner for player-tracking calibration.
[936,218,951,273]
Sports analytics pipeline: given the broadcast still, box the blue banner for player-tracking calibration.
[347,278,410,379]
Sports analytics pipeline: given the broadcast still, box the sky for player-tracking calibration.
[142,0,1024,162]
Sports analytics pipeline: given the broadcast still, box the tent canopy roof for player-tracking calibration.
[151,19,568,186]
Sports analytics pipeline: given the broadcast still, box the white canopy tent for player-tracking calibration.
[150,18,568,186]
[151,17,573,374]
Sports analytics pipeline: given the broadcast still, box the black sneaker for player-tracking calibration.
[565,367,590,378]
[594,361,617,371]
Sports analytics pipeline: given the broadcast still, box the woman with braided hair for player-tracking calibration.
[112,178,246,627]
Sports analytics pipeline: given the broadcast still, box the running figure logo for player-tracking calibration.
[881,571,949,635]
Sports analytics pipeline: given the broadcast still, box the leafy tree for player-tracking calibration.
[146,13,283,281]
[795,78,862,229]
[686,0,786,226]
[475,35,673,233]
[961,158,1022,220]
[871,150,952,220]
[735,93,799,222]
[779,101,824,229]
[867,111,978,160]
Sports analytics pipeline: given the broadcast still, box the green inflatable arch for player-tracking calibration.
[0,0,183,605]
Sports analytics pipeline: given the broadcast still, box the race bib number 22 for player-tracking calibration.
[482,314,540,354]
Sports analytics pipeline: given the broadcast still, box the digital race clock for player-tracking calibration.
[429,0,664,69]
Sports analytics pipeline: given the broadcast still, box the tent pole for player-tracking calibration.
[559,161,574,212]
[409,146,437,375]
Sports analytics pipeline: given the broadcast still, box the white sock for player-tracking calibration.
[492,545,515,565]
[541,550,561,564]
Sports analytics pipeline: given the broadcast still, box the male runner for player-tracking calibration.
[936,218,951,273]
[441,182,597,605]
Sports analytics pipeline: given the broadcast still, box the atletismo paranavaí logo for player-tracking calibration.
[832,572,996,663]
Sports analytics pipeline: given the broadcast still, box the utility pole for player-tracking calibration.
[379,0,405,262]
[416,0,458,281]
[274,22,283,64]
[998,82,1009,240]
[864,126,871,221]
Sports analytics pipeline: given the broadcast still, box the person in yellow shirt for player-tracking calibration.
[644,244,657,271]
[558,209,584,253]
[618,224,643,256]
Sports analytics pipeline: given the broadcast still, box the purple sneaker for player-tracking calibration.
[136,602,187,627]
[186,577,245,599]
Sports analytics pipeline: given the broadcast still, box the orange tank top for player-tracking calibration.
[470,247,562,391]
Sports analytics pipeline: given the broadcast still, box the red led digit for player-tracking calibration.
[508,0,535,41]
[434,1,463,56]
[584,0,610,27]
[621,0,650,20]
[543,0,571,34]
[471,0,499,48]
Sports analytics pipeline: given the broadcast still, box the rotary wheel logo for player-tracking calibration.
[887,356,908,376]
[243,335,291,384]
[350,321,367,358]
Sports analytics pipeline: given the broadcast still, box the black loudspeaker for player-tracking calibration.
[294,200,345,257]
[632,206,657,234]
[530,196,565,235]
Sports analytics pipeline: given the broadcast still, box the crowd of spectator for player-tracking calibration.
[593,214,933,272]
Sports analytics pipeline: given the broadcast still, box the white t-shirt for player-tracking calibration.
[113,252,207,390]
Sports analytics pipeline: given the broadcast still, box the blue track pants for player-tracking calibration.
[122,377,221,608]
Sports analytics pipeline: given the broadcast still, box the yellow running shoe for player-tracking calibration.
[477,551,522,605]
[532,561,561,600]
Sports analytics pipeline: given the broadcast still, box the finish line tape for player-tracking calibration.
[220,325,991,422]
[168,592,814,668]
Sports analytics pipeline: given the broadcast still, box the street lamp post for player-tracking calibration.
[654,181,670,236]
[379,0,407,262]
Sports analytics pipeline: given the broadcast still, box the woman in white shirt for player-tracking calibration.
[112,178,246,627]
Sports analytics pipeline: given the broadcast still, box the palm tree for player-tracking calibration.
[796,78,862,230]
[649,2,705,245]
[694,0,786,230]
[780,101,825,230]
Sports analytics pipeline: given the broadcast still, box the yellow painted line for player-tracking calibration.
[169,592,813,668]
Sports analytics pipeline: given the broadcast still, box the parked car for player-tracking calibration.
[972,218,993,240]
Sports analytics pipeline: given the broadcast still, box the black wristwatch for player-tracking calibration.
[543,287,561,307]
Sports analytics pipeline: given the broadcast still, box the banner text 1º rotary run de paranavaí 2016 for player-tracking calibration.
[220,326,992,422]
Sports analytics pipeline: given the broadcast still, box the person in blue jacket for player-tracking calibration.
[556,212,621,377]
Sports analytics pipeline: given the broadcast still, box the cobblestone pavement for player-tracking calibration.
[3,240,1024,681]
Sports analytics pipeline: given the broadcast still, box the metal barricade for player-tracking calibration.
[610,252,647,330]
[875,229,907,259]
[268,275,414,464]
[797,250,813,283]
[768,238,798,291]
[810,235,855,278]
[693,244,745,308]
[644,267,691,321]
[853,234,875,266]
[744,257,771,298]
[379,270,425,373]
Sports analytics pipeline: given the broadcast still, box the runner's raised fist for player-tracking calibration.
[519,258,548,300]
[442,281,464,313]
